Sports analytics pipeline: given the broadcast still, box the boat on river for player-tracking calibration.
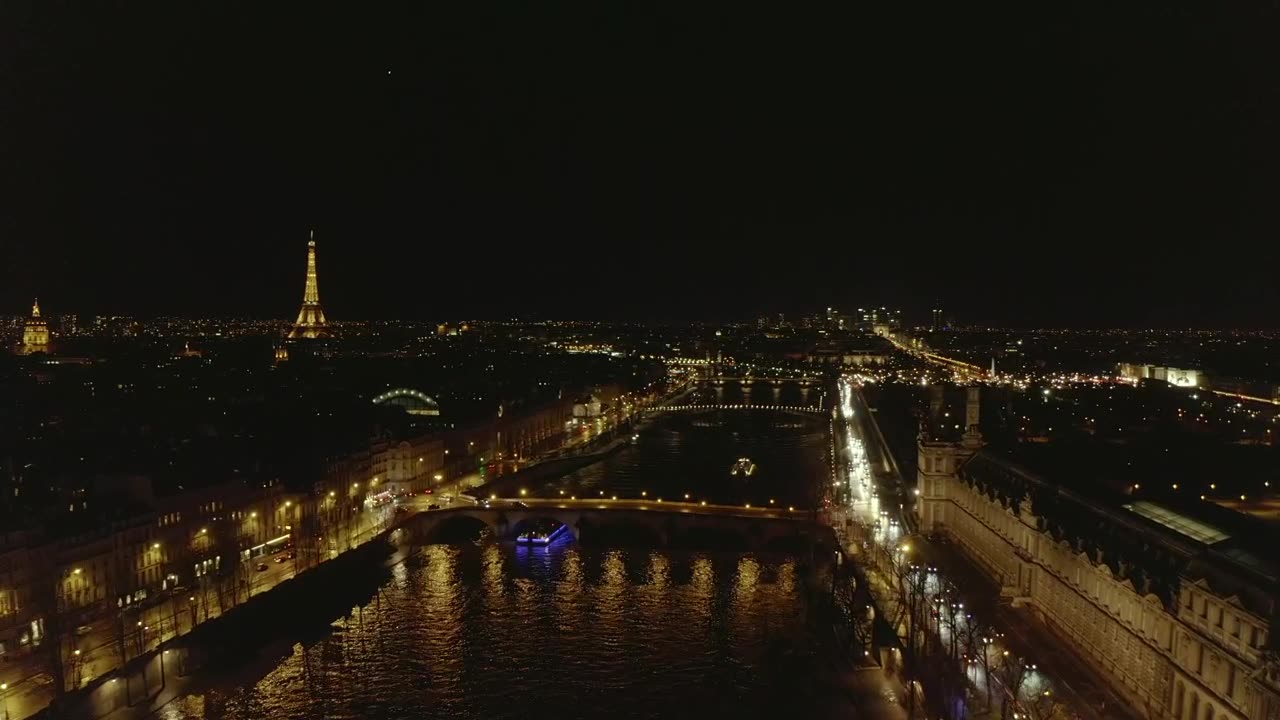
[517,522,568,546]
[730,457,757,477]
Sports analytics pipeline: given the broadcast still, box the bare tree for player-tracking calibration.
[1021,687,1070,720]
[969,624,999,712]
[163,543,194,634]
[29,562,69,698]
[185,524,223,623]
[936,580,962,662]
[994,650,1031,720]
[884,551,930,720]
[209,518,254,609]
[834,575,874,661]
[294,504,322,574]
[957,614,986,712]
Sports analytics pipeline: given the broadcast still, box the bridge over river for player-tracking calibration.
[404,497,837,551]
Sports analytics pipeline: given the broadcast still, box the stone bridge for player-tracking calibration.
[404,500,837,552]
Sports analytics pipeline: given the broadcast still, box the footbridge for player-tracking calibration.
[405,498,836,551]
[653,402,824,414]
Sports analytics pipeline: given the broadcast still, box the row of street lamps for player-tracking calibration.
[834,377,1070,720]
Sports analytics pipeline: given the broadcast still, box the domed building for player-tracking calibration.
[21,298,50,354]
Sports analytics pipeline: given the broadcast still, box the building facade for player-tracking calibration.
[0,478,294,663]
[0,393,572,667]
[916,389,1280,720]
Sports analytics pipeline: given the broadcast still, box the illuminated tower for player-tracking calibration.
[288,231,328,339]
[21,298,50,354]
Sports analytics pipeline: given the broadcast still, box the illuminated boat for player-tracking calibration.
[516,523,568,546]
[730,457,757,477]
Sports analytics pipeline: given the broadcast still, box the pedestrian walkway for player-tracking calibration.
[919,539,1141,720]
[827,509,923,719]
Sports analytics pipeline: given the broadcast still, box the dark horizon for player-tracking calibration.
[3,3,1278,327]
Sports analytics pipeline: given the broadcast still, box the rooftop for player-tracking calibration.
[1123,501,1230,546]
[962,444,1280,617]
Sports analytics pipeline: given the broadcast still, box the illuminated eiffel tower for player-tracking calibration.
[288,231,329,339]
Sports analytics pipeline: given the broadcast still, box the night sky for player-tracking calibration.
[2,3,1278,326]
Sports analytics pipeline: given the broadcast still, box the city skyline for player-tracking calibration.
[5,233,1279,329]
[4,5,1279,720]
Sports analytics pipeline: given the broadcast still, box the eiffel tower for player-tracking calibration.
[288,231,329,339]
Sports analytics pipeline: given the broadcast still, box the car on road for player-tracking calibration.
[255,562,269,572]
[274,555,287,563]
[75,624,93,636]
[427,503,440,510]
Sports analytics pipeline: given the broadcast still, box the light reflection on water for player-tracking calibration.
[150,406,871,720]
[155,542,845,720]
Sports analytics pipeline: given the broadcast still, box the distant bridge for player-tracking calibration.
[709,376,821,385]
[372,387,441,416]
[404,499,835,550]
[653,403,824,414]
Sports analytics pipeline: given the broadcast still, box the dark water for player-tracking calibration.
[152,409,891,720]
[542,404,830,508]
[156,542,856,720]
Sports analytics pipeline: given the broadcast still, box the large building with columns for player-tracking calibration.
[916,389,1280,720]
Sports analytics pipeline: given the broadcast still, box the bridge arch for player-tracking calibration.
[666,524,750,550]
[422,513,494,542]
[577,515,664,546]
[372,388,441,416]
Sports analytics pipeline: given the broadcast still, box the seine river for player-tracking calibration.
[150,407,896,720]
[541,395,831,508]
